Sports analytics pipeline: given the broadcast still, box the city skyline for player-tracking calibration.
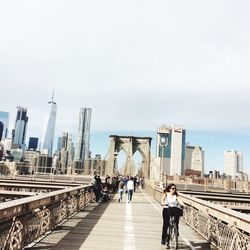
[0,2,249,249]
[1,1,250,174]
[2,104,250,175]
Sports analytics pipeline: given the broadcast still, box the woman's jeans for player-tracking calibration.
[127,189,133,202]
[118,189,124,202]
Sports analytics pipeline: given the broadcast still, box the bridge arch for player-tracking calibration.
[105,135,152,178]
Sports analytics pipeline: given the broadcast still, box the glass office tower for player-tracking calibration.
[74,108,92,161]
[0,111,9,140]
[40,94,57,156]
[13,107,28,147]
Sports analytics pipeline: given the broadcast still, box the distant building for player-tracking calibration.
[24,150,39,166]
[67,136,74,168]
[224,150,243,179]
[52,155,59,170]
[0,142,4,160]
[57,132,75,174]
[28,137,38,150]
[0,122,3,141]
[0,111,9,140]
[61,132,68,150]
[185,169,203,177]
[92,154,104,175]
[36,154,53,173]
[213,170,220,179]
[57,137,62,151]
[156,125,186,176]
[74,108,92,161]
[184,145,204,177]
[236,151,243,172]
[40,92,57,156]
[74,160,84,174]
[60,149,68,174]
[12,107,28,147]
[11,148,23,161]
[1,138,12,154]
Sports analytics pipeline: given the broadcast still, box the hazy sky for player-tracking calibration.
[1,1,250,172]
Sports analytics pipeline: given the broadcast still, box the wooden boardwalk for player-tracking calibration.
[27,189,214,250]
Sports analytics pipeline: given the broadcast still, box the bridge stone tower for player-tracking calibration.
[106,135,152,178]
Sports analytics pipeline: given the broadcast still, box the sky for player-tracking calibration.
[1,1,250,174]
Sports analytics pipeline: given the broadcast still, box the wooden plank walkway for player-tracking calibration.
[27,189,214,250]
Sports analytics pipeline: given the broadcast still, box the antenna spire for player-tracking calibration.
[52,87,55,103]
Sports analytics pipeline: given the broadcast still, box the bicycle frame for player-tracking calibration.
[167,215,178,249]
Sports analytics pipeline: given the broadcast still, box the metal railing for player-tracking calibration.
[145,181,250,250]
[0,184,95,250]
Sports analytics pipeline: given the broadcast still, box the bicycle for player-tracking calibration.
[166,213,178,249]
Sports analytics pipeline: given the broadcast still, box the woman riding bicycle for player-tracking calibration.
[161,183,185,247]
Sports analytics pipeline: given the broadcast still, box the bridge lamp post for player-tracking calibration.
[159,134,168,188]
[50,166,55,182]
[114,150,119,175]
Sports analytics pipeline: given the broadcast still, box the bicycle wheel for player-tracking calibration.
[169,223,178,249]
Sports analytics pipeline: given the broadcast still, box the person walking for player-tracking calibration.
[133,176,137,192]
[140,177,144,188]
[127,177,134,203]
[118,178,125,202]
[161,183,185,247]
[124,176,129,193]
[93,174,102,202]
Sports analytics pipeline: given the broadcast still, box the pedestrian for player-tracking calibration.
[127,177,134,203]
[93,174,102,202]
[111,176,118,193]
[118,178,125,202]
[133,176,137,192]
[140,177,144,189]
[124,176,129,193]
[100,182,110,202]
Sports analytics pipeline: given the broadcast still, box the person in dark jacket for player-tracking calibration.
[93,174,102,202]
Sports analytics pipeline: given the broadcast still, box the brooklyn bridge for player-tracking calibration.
[0,136,249,250]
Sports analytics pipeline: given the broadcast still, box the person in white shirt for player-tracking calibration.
[160,183,185,247]
[127,177,134,203]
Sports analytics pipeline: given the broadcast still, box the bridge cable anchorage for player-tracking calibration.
[92,143,112,173]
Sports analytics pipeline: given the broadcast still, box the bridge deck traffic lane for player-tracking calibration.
[79,189,213,250]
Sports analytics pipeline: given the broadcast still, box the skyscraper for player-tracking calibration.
[28,137,39,151]
[13,106,28,147]
[57,132,75,174]
[40,92,57,156]
[156,125,186,176]
[57,137,62,151]
[74,108,92,161]
[61,132,68,150]
[184,145,204,177]
[0,122,3,141]
[236,151,243,173]
[224,150,243,179]
[0,111,9,140]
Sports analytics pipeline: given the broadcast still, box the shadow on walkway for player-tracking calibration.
[29,200,111,250]
[178,241,214,250]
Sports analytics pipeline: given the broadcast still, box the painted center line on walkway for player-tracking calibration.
[124,202,136,250]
